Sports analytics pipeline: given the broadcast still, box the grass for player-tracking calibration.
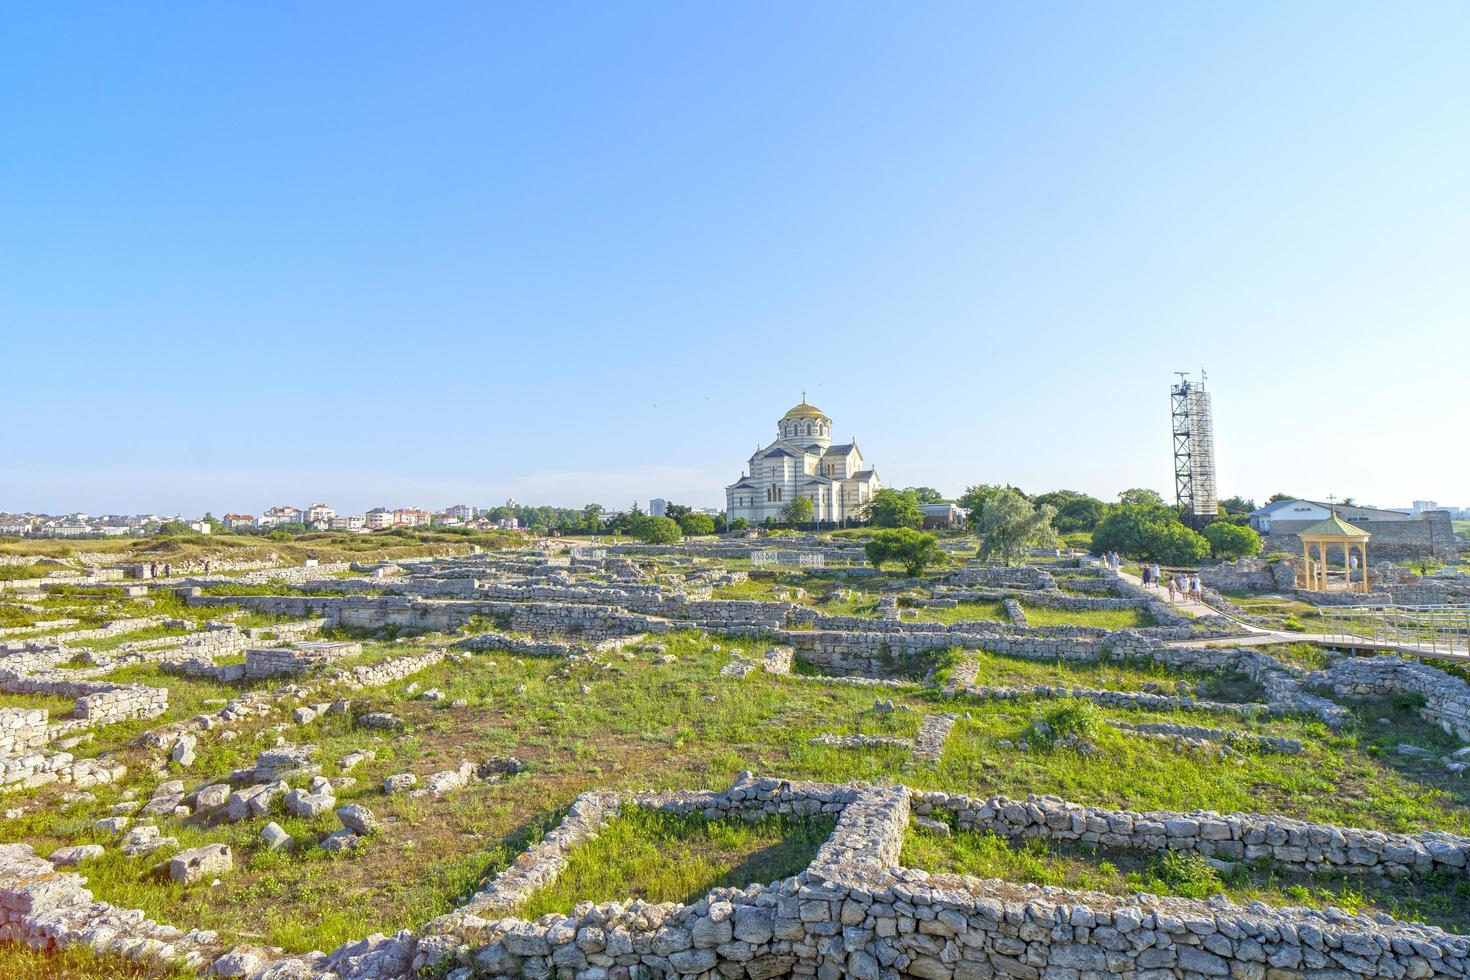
[0,942,200,979]
[901,826,1470,934]
[1020,604,1155,630]
[929,647,1263,702]
[519,806,833,916]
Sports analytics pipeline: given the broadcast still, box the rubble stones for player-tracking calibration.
[168,843,232,884]
[48,844,104,865]
[336,803,377,835]
[260,822,292,850]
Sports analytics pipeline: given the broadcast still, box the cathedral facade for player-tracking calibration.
[725,396,881,525]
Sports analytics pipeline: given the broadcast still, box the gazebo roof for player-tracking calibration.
[1298,512,1371,539]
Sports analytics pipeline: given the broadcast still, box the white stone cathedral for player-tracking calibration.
[725,396,882,525]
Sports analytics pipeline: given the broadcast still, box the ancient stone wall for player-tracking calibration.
[1326,655,1470,741]
[911,790,1470,879]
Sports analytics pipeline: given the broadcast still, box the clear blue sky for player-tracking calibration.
[3,3,1467,516]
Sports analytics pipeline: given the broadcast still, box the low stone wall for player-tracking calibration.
[74,684,167,723]
[947,565,1056,589]
[912,790,1470,880]
[0,708,49,757]
[1107,720,1304,755]
[0,670,167,726]
[457,630,646,660]
[1325,655,1470,741]
[242,641,363,679]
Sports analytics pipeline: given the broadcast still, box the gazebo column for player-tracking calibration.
[1302,541,1312,589]
[1361,542,1371,594]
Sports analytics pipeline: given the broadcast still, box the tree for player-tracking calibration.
[1091,502,1209,564]
[864,528,950,578]
[1033,490,1108,532]
[780,496,814,525]
[1117,488,1165,508]
[729,517,750,531]
[864,489,922,529]
[974,489,1059,565]
[1266,492,1296,504]
[581,504,605,530]
[1152,522,1212,564]
[677,512,716,536]
[901,487,945,504]
[958,484,1026,524]
[630,516,682,544]
[1202,522,1263,560]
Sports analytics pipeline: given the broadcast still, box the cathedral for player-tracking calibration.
[725,396,882,525]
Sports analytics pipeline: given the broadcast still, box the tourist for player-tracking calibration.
[1151,562,1162,586]
[1141,564,1151,587]
[1167,577,1177,603]
[1190,573,1202,598]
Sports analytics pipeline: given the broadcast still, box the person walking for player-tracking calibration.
[1151,563,1162,587]
[1141,564,1151,587]
[1167,576,1177,603]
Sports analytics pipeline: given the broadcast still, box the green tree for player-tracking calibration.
[1117,488,1165,508]
[958,484,1027,525]
[1092,503,1209,564]
[677,512,716,536]
[1266,492,1296,504]
[729,517,750,531]
[901,487,945,504]
[1152,522,1211,564]
[1202,522,1263,560]
[581,504,605,530]
[630,516,682,544]
[1032,490,1108,532]
[864,528,950,578]
[780,496,815,525]
[974,489,1059,566]
[864,489,922,529]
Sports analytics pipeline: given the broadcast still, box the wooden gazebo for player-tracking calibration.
[1298,512,1371,594]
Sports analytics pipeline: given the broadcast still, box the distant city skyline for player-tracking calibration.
[2,5,1467,513]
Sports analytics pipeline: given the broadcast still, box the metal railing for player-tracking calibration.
[1313,603,1470,657]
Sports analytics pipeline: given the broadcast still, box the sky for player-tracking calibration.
[2,3,1468,517]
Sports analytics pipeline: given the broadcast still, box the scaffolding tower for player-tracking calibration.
[1171,373,1218,519]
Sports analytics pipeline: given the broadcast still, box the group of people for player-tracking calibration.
[1139,560,1202,603]
[1100,551,1124,572]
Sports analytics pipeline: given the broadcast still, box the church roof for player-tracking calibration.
[727,477,758,490]
[757,446,802,459]
[782,395,829,422]
[847,469,878,481]
[822,443,856,457]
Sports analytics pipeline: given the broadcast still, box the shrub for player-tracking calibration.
[864,489,922,529]
[630,516,683,545]
[864,528,949,577]
[1202,522,1263,560]
[1133,851,1226,899]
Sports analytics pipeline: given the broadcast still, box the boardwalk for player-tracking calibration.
[1117,569,1470,664]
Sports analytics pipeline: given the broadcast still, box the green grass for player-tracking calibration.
[0,942,199,979]
[519,806,833,916]
[901,826,1470,933]
[1020,604,1155,630]
[930,647,1261,701]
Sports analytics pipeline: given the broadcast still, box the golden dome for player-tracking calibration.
[782,393,829,421]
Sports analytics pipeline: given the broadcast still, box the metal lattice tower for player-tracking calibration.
[1171,372,1218,519]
